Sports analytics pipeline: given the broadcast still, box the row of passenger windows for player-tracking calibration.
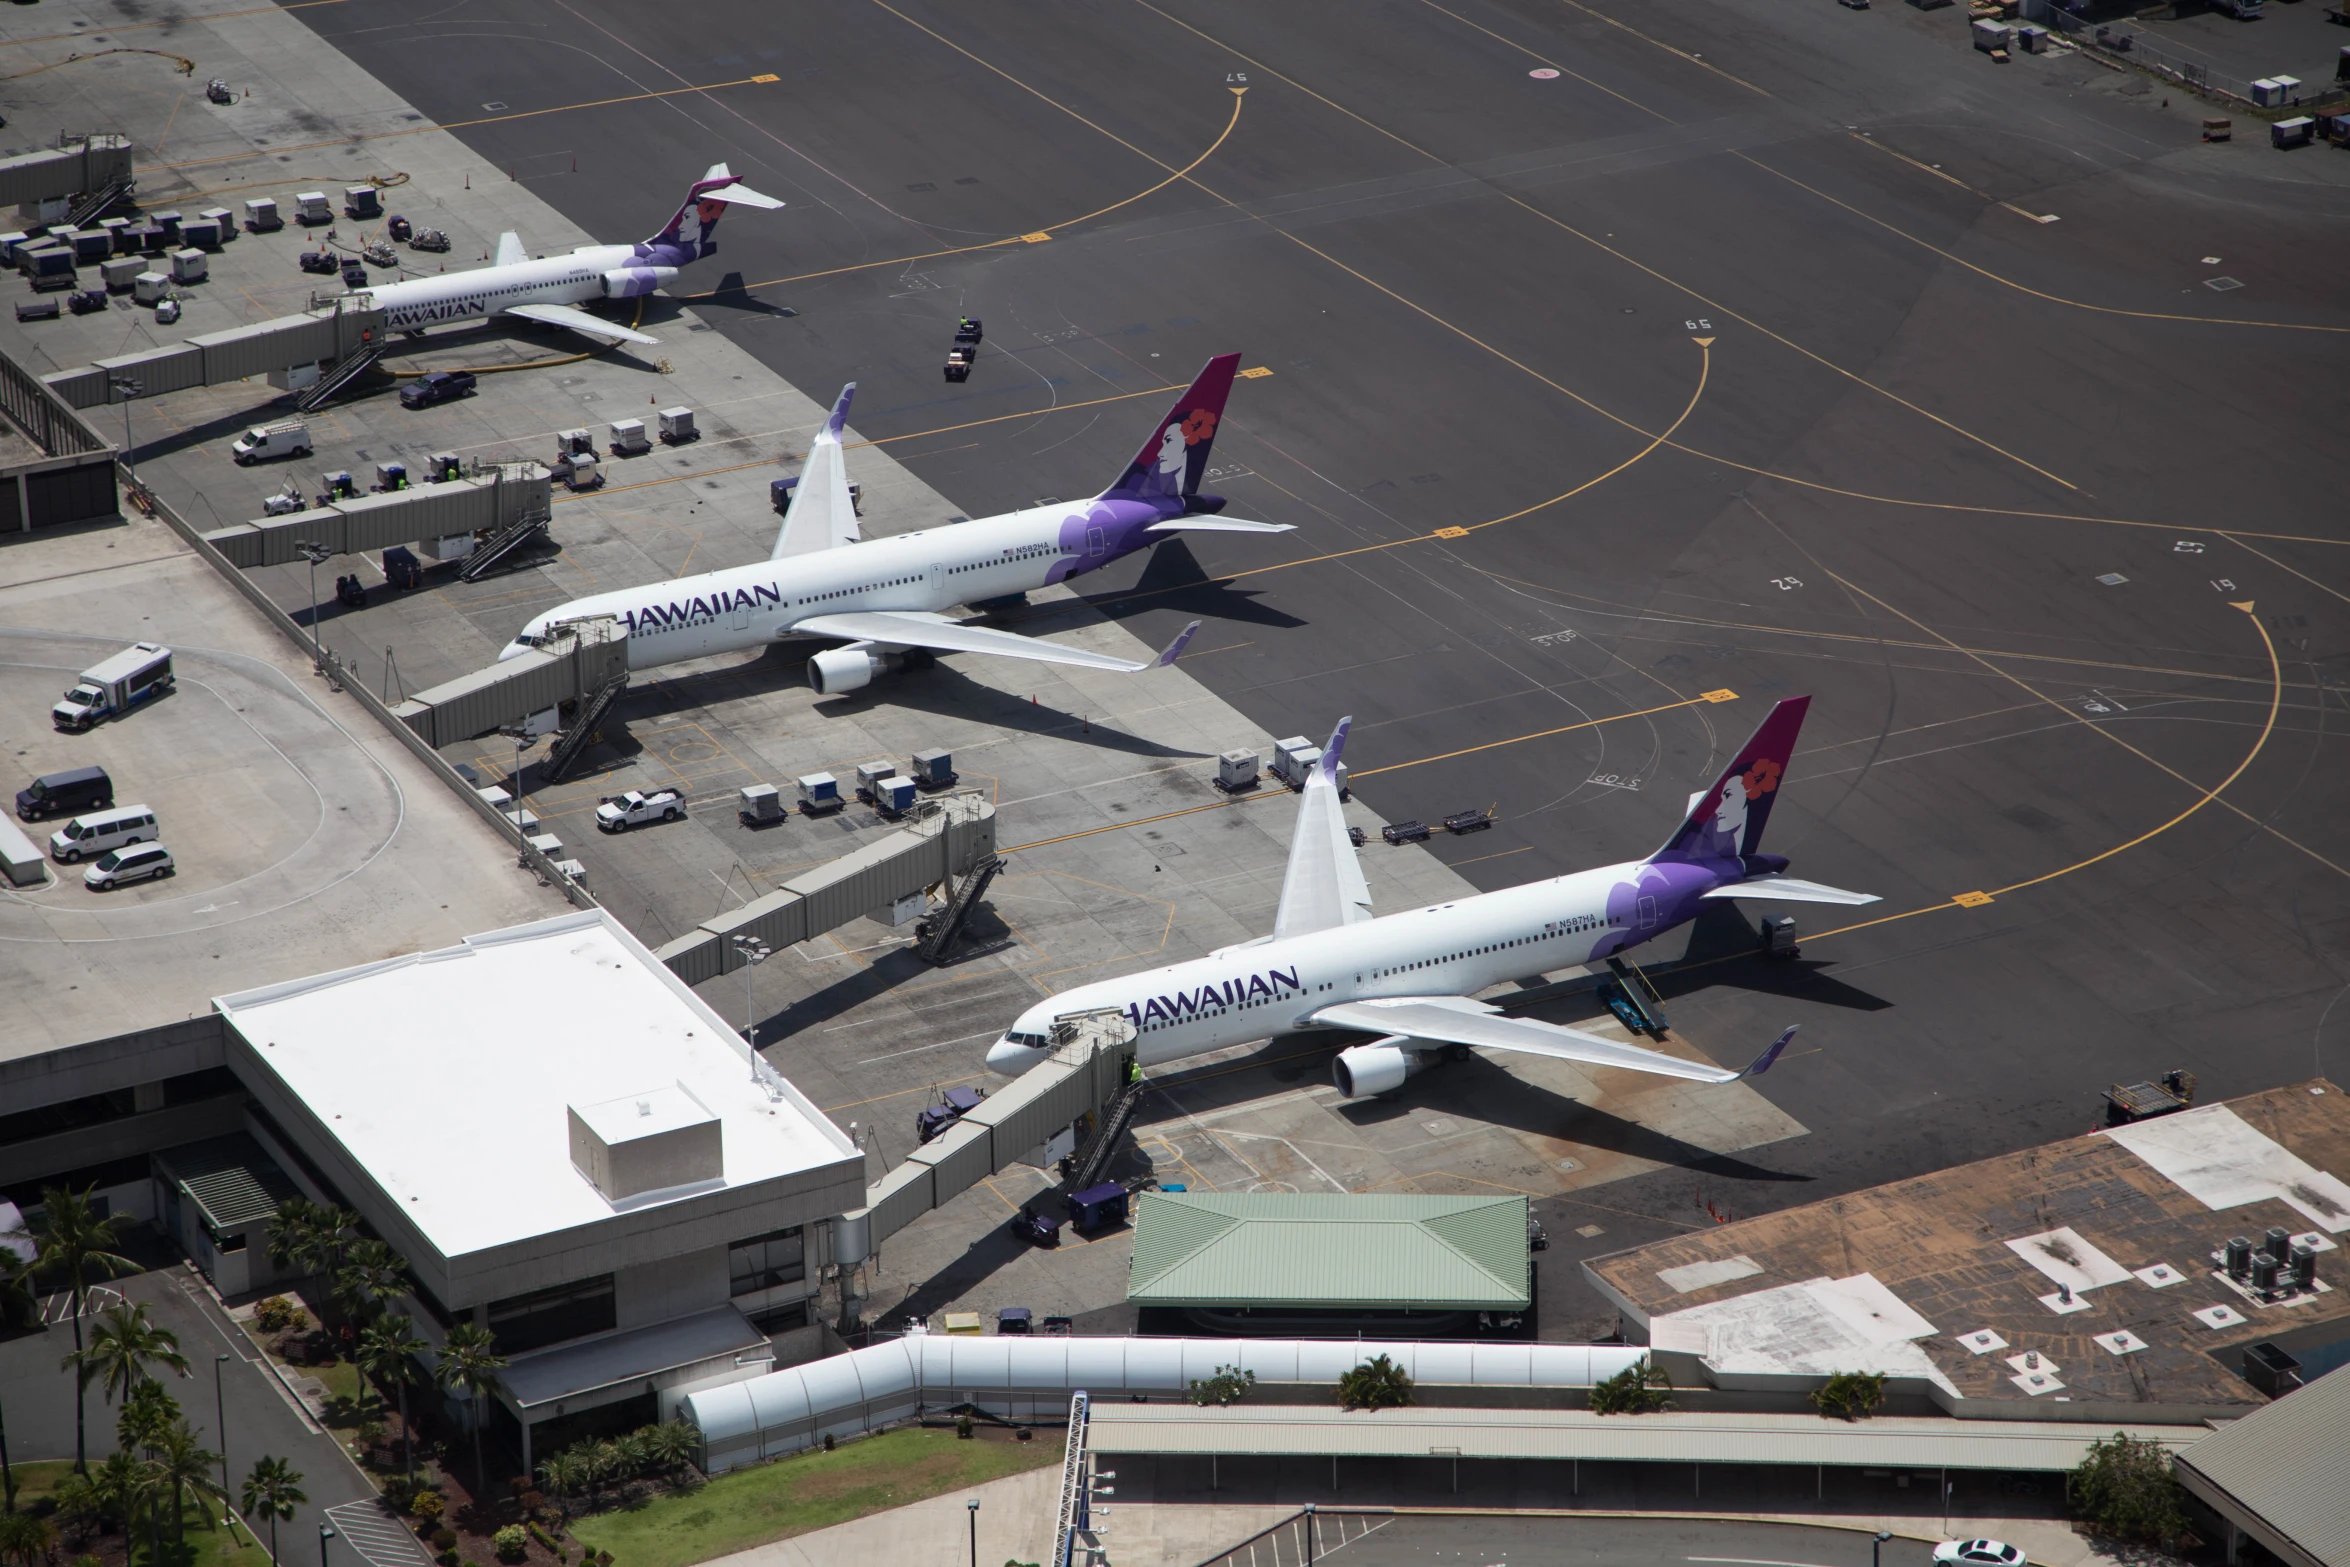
[797,574,920,605]
[1369,922,1595,980]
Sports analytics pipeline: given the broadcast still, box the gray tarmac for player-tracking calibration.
[4,0,2346,1339]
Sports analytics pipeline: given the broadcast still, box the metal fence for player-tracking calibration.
[2027,2,2349,113]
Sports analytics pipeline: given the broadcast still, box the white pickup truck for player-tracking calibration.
[594,788,685,833]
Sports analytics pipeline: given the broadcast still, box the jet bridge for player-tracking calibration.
[200,461,550,569]
[387,615,626,748]
[41,294,387,410]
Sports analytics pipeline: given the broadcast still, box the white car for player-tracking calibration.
[84,843,174,890]
[1936,1543,2024,1567]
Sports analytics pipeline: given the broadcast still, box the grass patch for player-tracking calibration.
[569,1429,1062,1567]
[2,1464,267,1567]
[7,1458,77,1505]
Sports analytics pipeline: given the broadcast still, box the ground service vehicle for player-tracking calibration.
[399,370,477,409]
[594,788,684,832]
[52,644,173,730]
[16,766,112,821]
[232,421,312,464]
[50,805,157,863]
[85,843,174,889]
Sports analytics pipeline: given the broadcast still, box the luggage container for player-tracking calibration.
[243,197,282,232]
[877,776,917,816]
[179,217,222,250]
[427,451,462,482]
[2274,116,2315,148]
[608,417,649,455]
[382,545,423,589]
[737,784,784,825]
[150,211,183,245]
[343,184,382,219]
[170,248,208,284]
[374,460,407,491]
[198,206,235,241]
[1762,912,1799,960]
[563,451,601,490]
[100,256,141,292]
[1215,748,1260,792]
[97,216,131,250]
[132,271,169,304]
[293,191,332,225]
[658,405,697,443]
[1271,737,1320,788]
[796,772,843,814]
[853,761,897,801]
[909,747,956,788]
[24,246,75,289]
[1972,17,2009,48]
[0,231,27,266]
[67,230,110,264]
[1066,1182,1130,1235]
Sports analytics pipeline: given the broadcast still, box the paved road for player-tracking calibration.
[0,1269,382,1565]
[1250,1515,1947,1567]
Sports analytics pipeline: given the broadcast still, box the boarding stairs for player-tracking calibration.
[68,170,133,228]
[1065,1074,1146,1192]
[457,506,550,581]
[1601,955,1670,1037]
[538,668,628,784]
[296,342,386,412]
[913,850,1003,964]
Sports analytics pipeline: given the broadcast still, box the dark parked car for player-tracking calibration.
[399,370,478,410]
[17,765,113,822]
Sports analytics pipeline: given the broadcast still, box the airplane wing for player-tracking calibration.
[789,611,1200,674]
[502,302,661,345]
[494,231,528,267]
[774,383,860,560]
[1306,995,1797,1084]
[1145,518,1295,535]
[1700,876,1880,906]
[1272,717,1372,940]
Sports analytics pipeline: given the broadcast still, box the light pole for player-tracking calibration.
[497,724,542,867]
[214,1353,230,1505]
[295,541,333,672]
[733,935,771,1062]
[320,1521,336,1567]
[1874,1529,1892,1567]
[109,376,141,476]
[965,1497,978,1567]
[1304,1502,1317,1565]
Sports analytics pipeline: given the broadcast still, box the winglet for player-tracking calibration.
[1321,715,1352,780]
[1152,619,1203,668]
[1741,1025,1798,1078]
[821,382,855,444]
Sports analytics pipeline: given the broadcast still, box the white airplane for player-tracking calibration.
[357,163,783,347]
[504,354,1293,690]
[985,696,1878,1097]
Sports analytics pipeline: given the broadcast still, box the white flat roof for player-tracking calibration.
[216,910,855,1261]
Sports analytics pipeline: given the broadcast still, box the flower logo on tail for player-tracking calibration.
[1741,757,1783,800]
[1181,407,1218,445]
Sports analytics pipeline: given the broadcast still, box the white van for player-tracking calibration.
[50,805,158,863]
[231,420,312,465]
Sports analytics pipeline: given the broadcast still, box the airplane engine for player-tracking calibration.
[600,266,678,299]
[1332,1037,1434,1099]
[809,646,883,695]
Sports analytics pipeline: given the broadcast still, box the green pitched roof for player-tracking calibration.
[1127,1192,1529,1310]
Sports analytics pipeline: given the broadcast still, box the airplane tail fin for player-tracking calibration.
[1650,695,1810,863]
[1098,353,1242,504]
[645,161,786,263]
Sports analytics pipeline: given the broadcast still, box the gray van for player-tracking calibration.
[16,765,113,822]
[50,804,157,863]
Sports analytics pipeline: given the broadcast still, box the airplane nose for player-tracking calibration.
[985,1038,1035,1076]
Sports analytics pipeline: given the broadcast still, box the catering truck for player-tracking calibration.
[53,643,174,731]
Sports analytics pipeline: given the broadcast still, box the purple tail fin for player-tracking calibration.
[1099,353,1242,502]
[1651,696,1810,863]
[641,162,785,265]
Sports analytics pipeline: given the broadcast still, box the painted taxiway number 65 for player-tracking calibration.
[1685,318,1712,331]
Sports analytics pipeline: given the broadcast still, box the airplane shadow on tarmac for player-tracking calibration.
[1073,537,1307,632]
[814,658,1209,761]
[1656,903,1893,1014]
[681,271,798,321]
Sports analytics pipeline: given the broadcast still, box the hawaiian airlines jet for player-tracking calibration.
[503,354,1291,690]
[984,697,1877,1096]
[356,162,783,346]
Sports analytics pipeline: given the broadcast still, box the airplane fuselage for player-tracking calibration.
[357,243,670,333]
[506,493,1188,671]
[988,851,1781,1073]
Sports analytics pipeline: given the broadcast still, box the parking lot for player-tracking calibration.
[5,0,2347,1337]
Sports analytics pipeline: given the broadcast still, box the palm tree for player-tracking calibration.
[0,1509,55,1567]
[353,1317,425,1479]
[116,1382,181,1461]
[31,1187,135,1474]
[90,1451,144,1531]
[642,1422,696,1482]
[431,1324,508,1494]
[239,1457,304,1565]
[331,1241,409,1327]
[49,1475,102,1546]
[67,1302,190,1416]
[533,1453,583,1525]
[151,1422,223,1552]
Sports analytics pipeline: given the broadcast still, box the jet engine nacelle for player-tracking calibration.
[600,266,677,299]
[809,646,883,695]
[1332,1036,1435,1099]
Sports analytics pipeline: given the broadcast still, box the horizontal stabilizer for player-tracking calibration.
[1145,518,1295,534]
[503,301,660,345]
[701,180,785,210]
[1307,996,1743,1084]
[1700,876,1880,907]
[790,611,1199,674]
